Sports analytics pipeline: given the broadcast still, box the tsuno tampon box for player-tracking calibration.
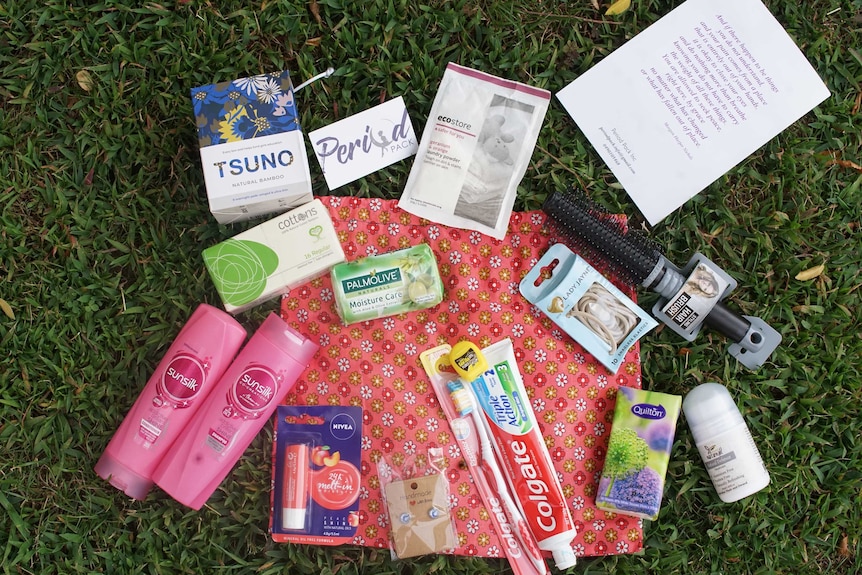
[191,70,313,224]
[203,199,345,314]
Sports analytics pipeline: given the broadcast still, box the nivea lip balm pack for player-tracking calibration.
[270,405,363,545]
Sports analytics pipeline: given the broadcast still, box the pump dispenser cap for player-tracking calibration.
[682,382,744,444]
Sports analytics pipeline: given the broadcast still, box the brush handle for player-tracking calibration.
[472,457,549,575]
[467,390,550,575]
[479,454,548,571]
[703,301,751,343]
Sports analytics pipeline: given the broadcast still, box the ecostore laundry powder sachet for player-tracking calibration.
[398,63,550,240]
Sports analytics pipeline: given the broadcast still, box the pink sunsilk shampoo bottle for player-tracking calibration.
[94,303,247,500]
[152,313,318,509]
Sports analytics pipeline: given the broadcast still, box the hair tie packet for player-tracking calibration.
[520,243,657,373]
[398,62,550,240]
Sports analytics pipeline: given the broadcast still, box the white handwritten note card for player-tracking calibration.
[309,97,418,190]
[556,0,829,225]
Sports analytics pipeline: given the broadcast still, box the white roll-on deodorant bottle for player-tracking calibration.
[683,382,770,502]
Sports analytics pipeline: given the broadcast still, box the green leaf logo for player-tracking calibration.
[308,225,323,240]
[203,239,279,306]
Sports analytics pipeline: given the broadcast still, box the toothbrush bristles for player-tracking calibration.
[447,380,474,416]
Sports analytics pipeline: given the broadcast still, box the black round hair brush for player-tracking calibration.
[542,187,781,370]
[543,188,667,289]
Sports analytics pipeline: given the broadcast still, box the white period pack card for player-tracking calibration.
[556,0,829,225]
[398,63,551,240]
[309,97,419,190]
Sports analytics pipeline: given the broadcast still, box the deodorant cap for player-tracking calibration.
[682,382,744,444]
[94,455,153,500]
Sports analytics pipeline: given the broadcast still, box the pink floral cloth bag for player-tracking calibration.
[279,196,645,559]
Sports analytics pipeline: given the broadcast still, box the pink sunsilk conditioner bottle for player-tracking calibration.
[152,313,318,509]
[95,303,247,499]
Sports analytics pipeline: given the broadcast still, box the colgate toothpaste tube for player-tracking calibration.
[457,339,578,570]
[420,344,548,575]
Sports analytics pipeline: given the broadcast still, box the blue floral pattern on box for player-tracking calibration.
[191,70,300,148]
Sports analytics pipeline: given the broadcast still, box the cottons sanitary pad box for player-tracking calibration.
[190,70,313,223]
[203,200,345,314]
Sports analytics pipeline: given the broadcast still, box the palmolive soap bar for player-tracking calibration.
[203,199,345,314]
[330,244,443,325]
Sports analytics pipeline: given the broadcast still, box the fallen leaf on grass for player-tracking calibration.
[76,70,94,92]
[827,158,862,173]
[309,0,322,25]
[795,264,825,281]
[838,534,851,557]
[606,0,631,15]
[822,150,862,173]
[0,298,13,320]
[792,304,825,314]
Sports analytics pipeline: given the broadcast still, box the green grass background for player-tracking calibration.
[1,0,860,573]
